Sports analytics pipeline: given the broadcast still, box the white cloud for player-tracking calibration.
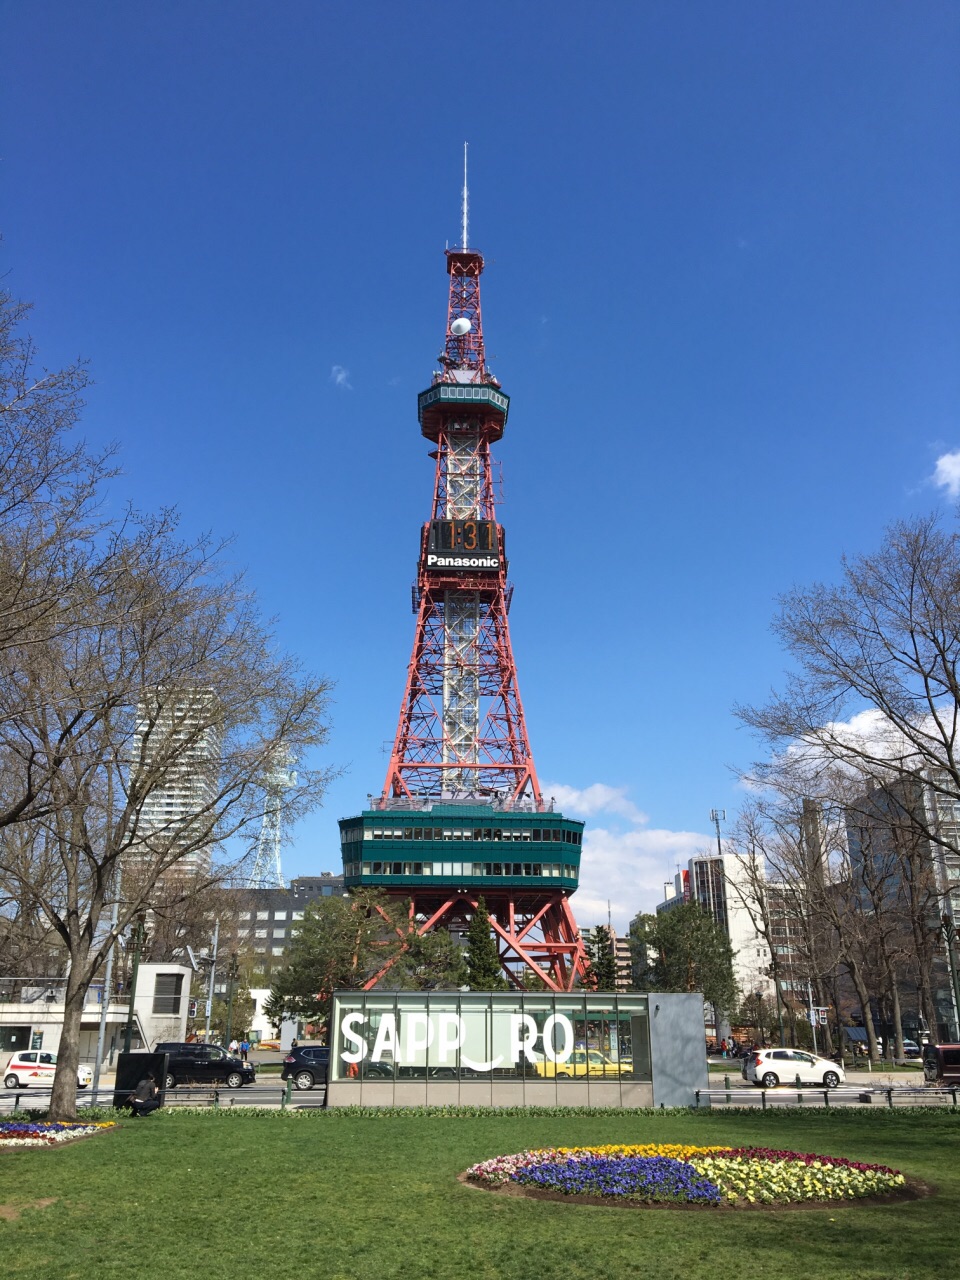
[331,364,352,391]
[576,824,709,934]
[542,779,710,933]
[782,707,928,778]
[543,781,647,824]
[933,450,960,497]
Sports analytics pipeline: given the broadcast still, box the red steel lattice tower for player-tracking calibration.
[339,187,590,991]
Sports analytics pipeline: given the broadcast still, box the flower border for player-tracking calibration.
[0,1121,115,1149]
[465,1144,908,1208]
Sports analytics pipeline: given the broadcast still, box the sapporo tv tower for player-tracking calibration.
[339,151,590,991]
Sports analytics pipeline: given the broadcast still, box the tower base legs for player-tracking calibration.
[363,889,590,993]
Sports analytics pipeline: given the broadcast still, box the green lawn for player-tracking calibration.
[0,1108,957,1280]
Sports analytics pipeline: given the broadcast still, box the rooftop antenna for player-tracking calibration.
[461,141,469,250]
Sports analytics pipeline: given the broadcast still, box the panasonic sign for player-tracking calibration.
[425,553,499,570]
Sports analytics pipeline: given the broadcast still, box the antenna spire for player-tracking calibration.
[461,141,469,250]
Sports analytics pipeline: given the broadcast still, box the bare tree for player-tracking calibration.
[0,293,337,1119]
[728,794,879,1056]
[739,512,960,1045]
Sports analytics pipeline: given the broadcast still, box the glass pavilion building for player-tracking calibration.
[326,989,708,1109]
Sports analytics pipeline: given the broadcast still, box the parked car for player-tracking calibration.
[922,1043,960,1086]
[153,1042,255,1089]
[281,1045,330,1091]
[3,1051,92,1090]
[741,1048,845,1089]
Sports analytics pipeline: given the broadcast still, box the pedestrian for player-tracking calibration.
[228,1038,239,1055]
[240,1037,250,1061]
[128,1072,160,1117]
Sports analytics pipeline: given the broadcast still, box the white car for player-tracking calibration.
[741,1048,845,1089]
[3,1051,92,1089]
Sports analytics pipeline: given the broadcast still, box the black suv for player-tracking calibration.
[281,1045,330,1091]
[923,1043,960,1086]
[154,1042,256,1089]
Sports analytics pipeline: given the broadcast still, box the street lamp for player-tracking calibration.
[754,990,764,1045]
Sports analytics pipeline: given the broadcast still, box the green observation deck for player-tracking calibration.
[340,804,583,892]
[418,384,510,442]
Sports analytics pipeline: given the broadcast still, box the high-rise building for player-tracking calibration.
[657,854,774,999]
[226,873,348,973]
[611,930,633,991]
[133,691,222,874]
[845,773,960,1039]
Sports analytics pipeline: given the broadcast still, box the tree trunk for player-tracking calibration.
[847,959,881,1060]
[890,981,905,1058]
[831,973,846,1063]
[49,967,88,1121]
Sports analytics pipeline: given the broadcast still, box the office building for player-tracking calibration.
[133,691,222,874]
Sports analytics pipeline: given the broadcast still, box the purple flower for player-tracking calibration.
[511,1155,721,1203]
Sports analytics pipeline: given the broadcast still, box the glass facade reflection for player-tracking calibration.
[330,991,651,1083]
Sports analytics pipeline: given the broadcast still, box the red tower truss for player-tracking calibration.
[340,239,590,992]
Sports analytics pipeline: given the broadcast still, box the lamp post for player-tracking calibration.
[223,954,240,1050]
[122,913,147,1055]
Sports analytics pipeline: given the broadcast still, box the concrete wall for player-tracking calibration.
[326,1077,654,1109]
[649,992,709,1107]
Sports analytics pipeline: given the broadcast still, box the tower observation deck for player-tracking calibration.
[339,223,590,992]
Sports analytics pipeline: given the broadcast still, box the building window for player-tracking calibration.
[273,929,285,939]
[272,947,284,956]
[255,929,267,939]
[292,911,304,920]
[274,911,287,921]
[152,973,184,1016]
[239,911,251,921]
[257,911,269,920]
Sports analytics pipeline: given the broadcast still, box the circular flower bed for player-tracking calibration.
[466,1143,907,1207]
[0,1121,115,1148]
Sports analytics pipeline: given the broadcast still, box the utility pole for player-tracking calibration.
[223,954,240,1049]
[122,913,146,1056]
[709,809,726,859]
[204,918,220,1041]
[709,810,727,1046]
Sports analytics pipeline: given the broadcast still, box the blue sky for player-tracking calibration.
[3,2,959,930]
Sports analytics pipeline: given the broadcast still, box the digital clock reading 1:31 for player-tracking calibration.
[428,519,498,553]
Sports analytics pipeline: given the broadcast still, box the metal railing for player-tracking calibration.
[696,1080,960,1109]
[0,1085,224,1112]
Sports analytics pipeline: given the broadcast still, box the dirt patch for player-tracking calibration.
[457,1171,935,1211]
[0,1197,58,1222]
